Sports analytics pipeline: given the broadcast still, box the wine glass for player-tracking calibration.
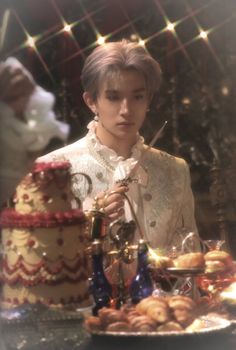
[202,240,225,252]
[170,230,201,255]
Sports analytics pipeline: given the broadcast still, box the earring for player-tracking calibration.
[94,114,99,122]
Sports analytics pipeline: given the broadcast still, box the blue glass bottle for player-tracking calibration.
[130,239,153,304]
[90,239,112,315]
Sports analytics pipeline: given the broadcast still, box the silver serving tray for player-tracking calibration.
[166,267,205,276]
[89,315,231,338]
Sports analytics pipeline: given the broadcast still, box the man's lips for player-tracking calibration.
[117,122,134,126]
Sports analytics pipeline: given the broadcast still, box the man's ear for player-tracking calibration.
[83,92,97,114]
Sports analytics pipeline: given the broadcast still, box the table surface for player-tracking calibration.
[1,307,236,350]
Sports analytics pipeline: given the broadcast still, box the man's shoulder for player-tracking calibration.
[38,137,86,162]
[147,147,187,168]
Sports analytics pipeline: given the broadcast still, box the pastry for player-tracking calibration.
[204,250,233,273]
[136,296,168,314]
[205,260,226,273]
[168,295,196,311]
[204,250,232,264]
[157,321,184,332]
[146,303,170,323]
[168,295,196,327]
[84,295,208,334]
[172,308,195,327]
[98,308,127,327]
[85,316,102,331]
[106,321,131,332]
[129,315,157,331]
[174,252,205,269]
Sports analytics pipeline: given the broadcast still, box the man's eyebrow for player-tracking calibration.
[105,87,146,93]
[104,89,119,93]
[133,88,146,92]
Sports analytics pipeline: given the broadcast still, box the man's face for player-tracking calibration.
[94,69,149,142]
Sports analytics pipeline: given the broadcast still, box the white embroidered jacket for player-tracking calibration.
[39,121,198,251]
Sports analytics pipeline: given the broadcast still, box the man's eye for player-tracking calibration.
[107,95,119,101]
[135,95,144,100]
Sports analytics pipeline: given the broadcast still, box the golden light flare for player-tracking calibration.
[148,246,161,260]
[151,0,196,69]
[199,30,208,39]
[138,39,145,47]
[166,22,175,32]
[3,1,234,82]
[97,35,105,45]
[26,35,36,48]
[63,23,72,33]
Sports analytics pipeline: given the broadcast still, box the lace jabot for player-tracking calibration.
[86,120,148,186]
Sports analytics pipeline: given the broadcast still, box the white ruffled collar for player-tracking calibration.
[86,120,148,185]
[87,120,144,160]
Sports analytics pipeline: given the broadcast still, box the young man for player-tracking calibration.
[40,40,198,251]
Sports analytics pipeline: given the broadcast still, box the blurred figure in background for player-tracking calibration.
[0,57,69,206]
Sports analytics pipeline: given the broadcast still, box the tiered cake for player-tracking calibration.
[0,161,92,307]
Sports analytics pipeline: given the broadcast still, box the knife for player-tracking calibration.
[118,120,168,184]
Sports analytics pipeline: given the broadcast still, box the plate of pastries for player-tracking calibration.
[84,295,231,337]
[149,250,235,275]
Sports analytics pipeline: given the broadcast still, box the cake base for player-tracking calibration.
[1,282,92,308]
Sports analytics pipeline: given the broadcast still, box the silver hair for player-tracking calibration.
[81,40,162,101]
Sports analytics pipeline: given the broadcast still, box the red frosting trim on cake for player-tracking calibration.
[0,208,87,228]
[32,161,71,173]
[1,255,89,286]
[2,255,88,277]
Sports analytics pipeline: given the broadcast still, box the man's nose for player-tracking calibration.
[120,99,130,115]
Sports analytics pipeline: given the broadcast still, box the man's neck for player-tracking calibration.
[96,125,136,159]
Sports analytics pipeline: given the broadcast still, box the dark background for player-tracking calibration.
[1,0,236,252]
